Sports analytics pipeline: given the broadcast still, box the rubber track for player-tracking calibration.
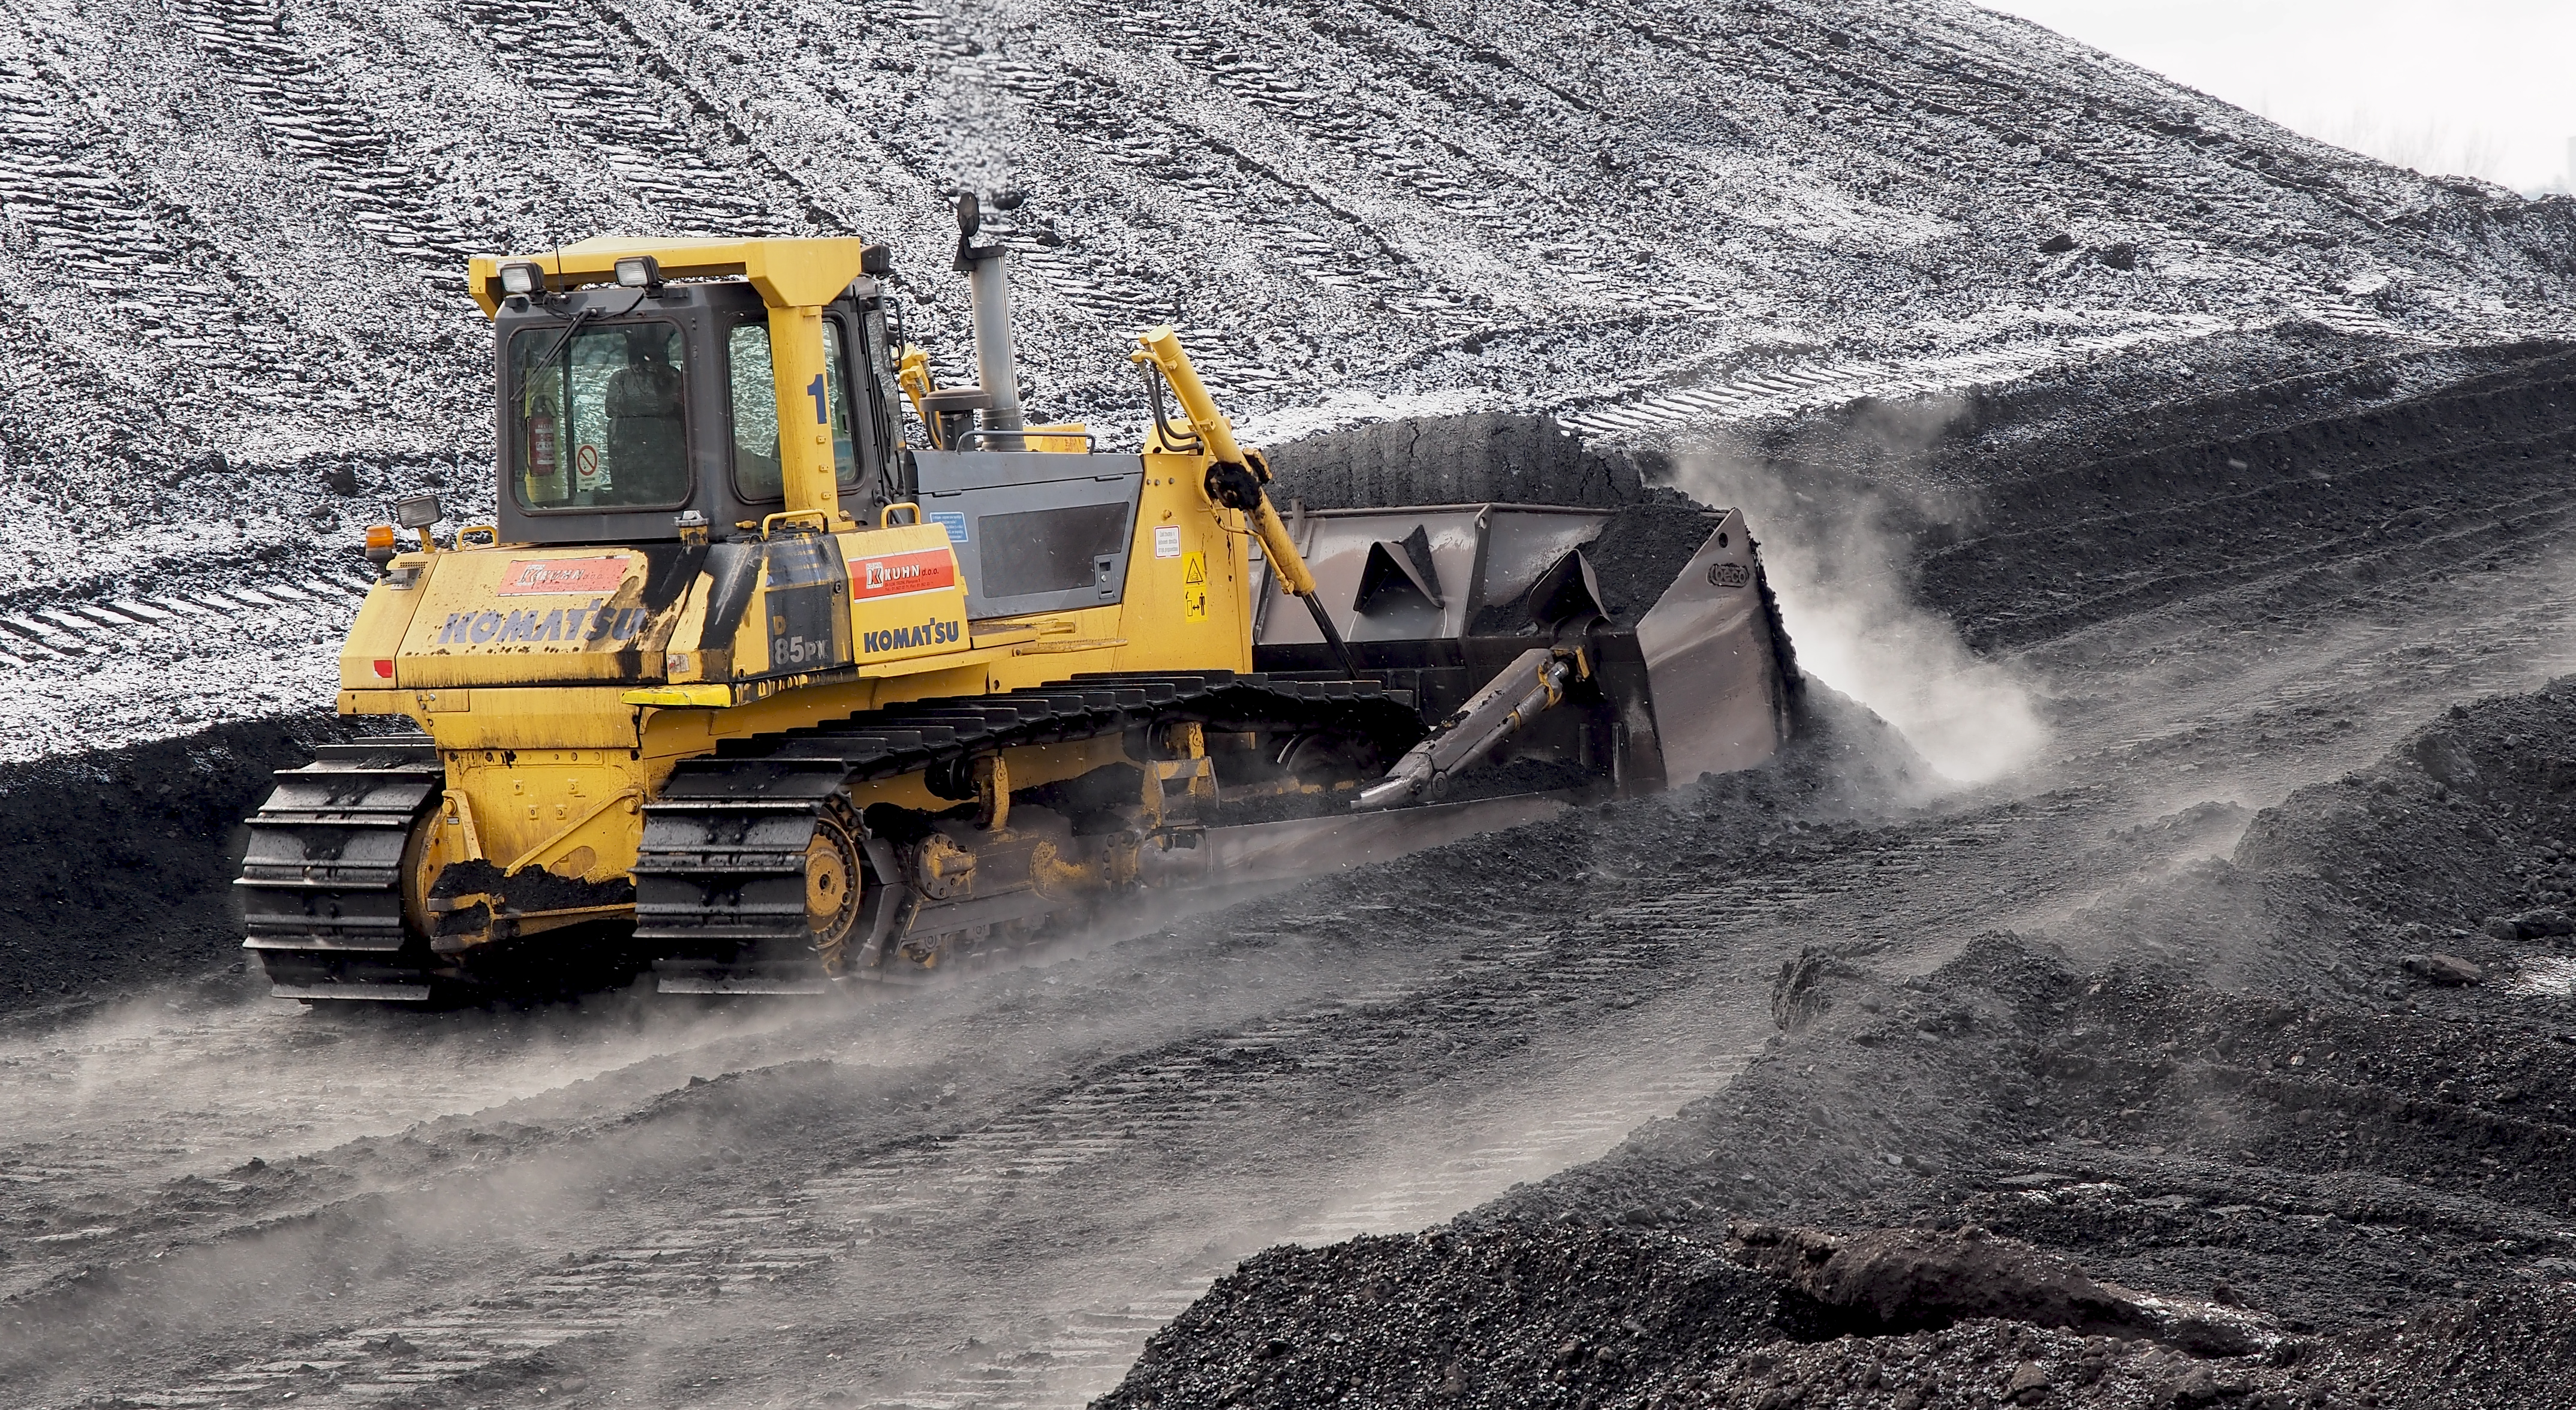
[234,736,443,993]
[634,671,1422,951]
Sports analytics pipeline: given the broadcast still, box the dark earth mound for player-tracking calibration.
[1267,414,1656,512]
[1093,1221,1784,1410]
[1096,677,2576,1409]
[0,716,341,1014]
[1680,340,2576,653]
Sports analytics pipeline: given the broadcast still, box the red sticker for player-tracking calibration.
[849,548,958,601]
[498,556,630,596]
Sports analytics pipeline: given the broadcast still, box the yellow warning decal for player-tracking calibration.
[1182,551,1208,621]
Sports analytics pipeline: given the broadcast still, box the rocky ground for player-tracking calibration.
[1099,677,2576,1409]
[1084,348,2576,1408]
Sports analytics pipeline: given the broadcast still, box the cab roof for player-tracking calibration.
[465,236,878,318]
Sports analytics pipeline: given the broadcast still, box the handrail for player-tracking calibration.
[950,429,1098,451]
[760,509,830,537]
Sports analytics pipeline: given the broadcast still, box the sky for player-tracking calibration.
[1981,1,2576,192]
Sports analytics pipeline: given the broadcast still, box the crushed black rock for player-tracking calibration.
[1096,676,2576,1410]
[0,715,344,1014]
[1093,1220,1783,1410]
[1267,413,1652,513]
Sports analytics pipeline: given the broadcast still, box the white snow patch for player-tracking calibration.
[2512,957,2576,998]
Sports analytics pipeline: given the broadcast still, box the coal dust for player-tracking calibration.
[1670,417,2051,788]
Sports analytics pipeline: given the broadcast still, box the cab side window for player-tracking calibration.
[729,318,864,502]
[823,321,860,490]
[727,321,783,502]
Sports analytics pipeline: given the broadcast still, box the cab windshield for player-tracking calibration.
[511,323,691,511]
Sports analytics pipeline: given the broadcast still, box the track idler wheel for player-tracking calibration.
[806,804,868,977]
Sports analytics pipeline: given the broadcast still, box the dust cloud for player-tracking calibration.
[1667,402,2050,785]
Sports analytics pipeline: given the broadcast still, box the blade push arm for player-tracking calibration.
[1355,647,1580,810]
[1131,326,1357,677]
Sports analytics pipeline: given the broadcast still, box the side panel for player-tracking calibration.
[757,531,851,675]
[841,524,970,665]
[337,556,432,690]
[1105,451,1255,678]
[664,526,965,682]
[914,450,1146,619]
[1632,510,1793,785]
[426,688,646,751]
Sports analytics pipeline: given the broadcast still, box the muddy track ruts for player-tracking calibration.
[0,24,320,450]
[161,0,485,307]
[4,779,2110,1407]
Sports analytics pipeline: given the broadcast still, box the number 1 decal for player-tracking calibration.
[806,372,828,424]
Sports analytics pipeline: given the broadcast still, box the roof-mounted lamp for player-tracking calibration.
[613,255,663,293]
[496,261,545,297]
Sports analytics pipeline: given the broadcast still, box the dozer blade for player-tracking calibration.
[1631,512,1805,784]
[264,981,437,1004]
[1254,502,1798,798]
[652,965,833,997]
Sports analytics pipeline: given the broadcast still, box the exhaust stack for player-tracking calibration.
[952,193,1024,439]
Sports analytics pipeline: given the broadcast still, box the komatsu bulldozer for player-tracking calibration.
[238,204,1799,1003]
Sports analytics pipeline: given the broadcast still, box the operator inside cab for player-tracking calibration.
[606,327,686,502]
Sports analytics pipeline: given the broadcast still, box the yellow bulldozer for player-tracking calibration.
[239,202,1799,1003]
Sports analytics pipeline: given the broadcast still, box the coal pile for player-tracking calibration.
[0,716,341,1014]
[1265,414,1656,513]
[1681,340,2576,654]
[1094,677,2576,1409]
[15,0,2568,527]
[1094,1222,1783,1410]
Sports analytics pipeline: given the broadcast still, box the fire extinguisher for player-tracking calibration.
[525,399,559,502]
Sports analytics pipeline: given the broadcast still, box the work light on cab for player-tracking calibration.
[612,255,661,291]
[497,261,544,297]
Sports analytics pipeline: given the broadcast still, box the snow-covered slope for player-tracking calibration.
[1,0,2571,757]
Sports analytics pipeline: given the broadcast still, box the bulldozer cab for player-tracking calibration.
[474,239,914,546]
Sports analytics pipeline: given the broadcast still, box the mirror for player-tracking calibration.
[393,492,444,529]
[953,191,980,239]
